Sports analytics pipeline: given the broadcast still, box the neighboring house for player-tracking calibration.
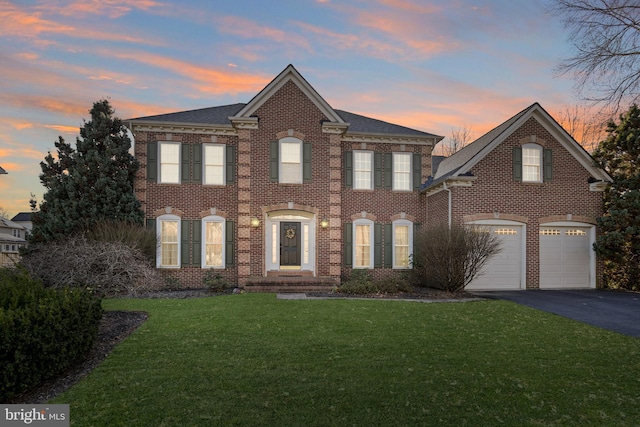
[128,65,610,290]
[11,212,33,236]
[0,217,27,267]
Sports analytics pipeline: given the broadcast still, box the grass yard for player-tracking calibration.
[53,294,640,426]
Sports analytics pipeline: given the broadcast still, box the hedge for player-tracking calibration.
[0,268,103,401]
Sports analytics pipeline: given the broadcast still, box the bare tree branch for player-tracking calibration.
[549,0,640,111]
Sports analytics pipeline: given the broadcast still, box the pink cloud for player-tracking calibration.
[215,15,311,50]
[106,49,272,96]
[0,1,163,45]
[36,0,166,19]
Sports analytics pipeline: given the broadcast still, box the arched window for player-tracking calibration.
[353,218,374,268]
[202,215,226,268]
[392,219,413,269]
[157,214,180,268]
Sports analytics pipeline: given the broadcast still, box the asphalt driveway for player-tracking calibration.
[475,289,640,338]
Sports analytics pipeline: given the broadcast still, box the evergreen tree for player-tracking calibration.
[31,99,144,243]
[593,104,640,290]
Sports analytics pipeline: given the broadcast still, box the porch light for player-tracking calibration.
[320,217,329,228]
[250,217,260,227]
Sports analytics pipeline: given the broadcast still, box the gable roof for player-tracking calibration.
[427,102,611,189]
[0,217,25,230]
[0,165,6,174]
[232,64,344,124]
[127,65,441,143]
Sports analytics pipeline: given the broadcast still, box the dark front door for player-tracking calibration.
[280,222,301,266]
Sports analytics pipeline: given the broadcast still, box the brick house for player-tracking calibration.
[127,65,610,290]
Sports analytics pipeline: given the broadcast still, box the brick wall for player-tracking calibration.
[428,117,604,288]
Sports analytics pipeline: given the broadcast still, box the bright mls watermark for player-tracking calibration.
[1,405,69,426]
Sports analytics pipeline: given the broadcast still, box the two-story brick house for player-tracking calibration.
[128,65,610,291]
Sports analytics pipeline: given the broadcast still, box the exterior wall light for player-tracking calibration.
[320,217,329,228]
[250,217,260,227]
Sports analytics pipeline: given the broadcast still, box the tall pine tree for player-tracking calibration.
[31,99,144,243]
[593,104,640,290]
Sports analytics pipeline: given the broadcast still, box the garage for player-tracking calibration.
[466,223,525,290]
[539,225,593,289]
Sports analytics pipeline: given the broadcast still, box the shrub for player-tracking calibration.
[21,236,164,297]
[0,268,103,401]
[410,223,501,292]
[338,271,414,295]
[202,270,230,293]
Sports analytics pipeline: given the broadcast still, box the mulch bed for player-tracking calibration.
[14,287,475,403]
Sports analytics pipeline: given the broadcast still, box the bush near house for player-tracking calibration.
[21,221,163,297]
[410,223,501,292]
[0,268,102,401]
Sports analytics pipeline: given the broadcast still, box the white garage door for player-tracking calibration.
[466,225,524,290]
[539,226,591,288]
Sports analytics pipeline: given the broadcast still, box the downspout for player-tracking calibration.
[443,180,452,229]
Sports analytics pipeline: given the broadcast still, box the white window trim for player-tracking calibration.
[159,141,181,184]
[392,152,412,191]
[203,143,226,186]
[353,218,374,269]
[522,143,542,183]
[156,214,181,268]
[392,219,413,269]
[201,215,226,269]
[279,137,303,184]
[353,150,374,190]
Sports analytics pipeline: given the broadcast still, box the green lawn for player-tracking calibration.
[53,294,640,426]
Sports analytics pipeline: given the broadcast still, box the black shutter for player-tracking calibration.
[513,146,522,182]
[181,220,190,267]
[192,144,202,184]
[303,142,312,182]
[413,153,422,191]
[384,224,392,268]
[269,141,279,182]
[225,221,235,266]
[345,151,353,188]
[181,144,190,183]
[147,142,157,182]
[226,145,236,184]
[374,223,382,267]
[344,223,353,266]
[543,148,553,182]
[374,152,383,189]
[384,153,392,189]
[192,220,202,266]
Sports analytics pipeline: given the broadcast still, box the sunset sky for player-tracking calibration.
[0,0,581,216]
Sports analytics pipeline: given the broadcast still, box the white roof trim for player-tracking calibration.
[451,104,612,183]
[421,176,477,196]
[231,65,345,124]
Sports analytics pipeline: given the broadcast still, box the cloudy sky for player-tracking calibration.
[0,0,579,216]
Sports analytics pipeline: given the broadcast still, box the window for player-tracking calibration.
[522,144,542,182]
[159,142,180,184]
[204,144,225,185]
[393,220,413,268]
[354,151,373,190]
[202,216,225,268]
[280,138,302,183]
[157,215,180,267]
[393,153,412,191]
[353,220,374,268]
